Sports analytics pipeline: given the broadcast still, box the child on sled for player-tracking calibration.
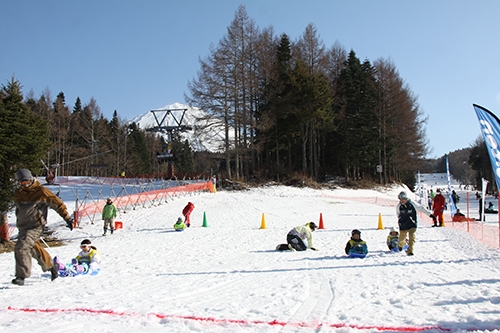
[53,239,101,277]
[387,227,408,252]
[387,227,399,250]
[174,217,186,231]
[345,229,368,257]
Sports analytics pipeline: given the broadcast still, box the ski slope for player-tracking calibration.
[1,177,500,332]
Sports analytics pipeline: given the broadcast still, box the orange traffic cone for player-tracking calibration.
[318,213,325,229]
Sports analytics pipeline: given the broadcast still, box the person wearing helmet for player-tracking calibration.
[12,168,74,286]
[396,191,434,256]
[173,217,186,231]
[345,229,368,257]
[276,222,318,251]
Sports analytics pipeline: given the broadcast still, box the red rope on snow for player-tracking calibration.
[6,306,454,332]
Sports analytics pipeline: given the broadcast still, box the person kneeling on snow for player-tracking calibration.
[345,229,368,256]
[173,217,186,231]
[277,222,318,251]
[54,239,101,276]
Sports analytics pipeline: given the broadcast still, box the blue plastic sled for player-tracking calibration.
[58,268,100,278]
[391,245,409,253]
[348,252,367,259]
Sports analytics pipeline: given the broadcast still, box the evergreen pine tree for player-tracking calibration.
[0,77,52,212]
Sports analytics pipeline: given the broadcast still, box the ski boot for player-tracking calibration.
[12,277,25,285]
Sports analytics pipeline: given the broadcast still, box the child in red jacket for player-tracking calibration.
[182,202,195,227]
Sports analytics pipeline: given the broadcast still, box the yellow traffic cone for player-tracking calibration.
[260,213,267,229]
[377,213,384,230]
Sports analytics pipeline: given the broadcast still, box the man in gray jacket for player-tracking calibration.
[12,169,73,286]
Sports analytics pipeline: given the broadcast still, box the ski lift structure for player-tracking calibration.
[147,107,192,178]
[40,159,59,185]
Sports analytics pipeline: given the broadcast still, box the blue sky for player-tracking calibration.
[1,0,499,159]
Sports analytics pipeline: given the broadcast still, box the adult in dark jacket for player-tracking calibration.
[12,169,73,285]
[396,191,434,256]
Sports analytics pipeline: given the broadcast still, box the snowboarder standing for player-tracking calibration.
[12,169,74,285]
[102,198,118,236]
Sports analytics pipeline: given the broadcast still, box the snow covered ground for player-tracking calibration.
[1,174,500,333]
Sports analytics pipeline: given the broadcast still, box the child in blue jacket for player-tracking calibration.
[345,229,368,256]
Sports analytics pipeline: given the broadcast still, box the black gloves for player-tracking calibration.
[65,218,74,231]
[310,247,318,251]
[429,214,437,223]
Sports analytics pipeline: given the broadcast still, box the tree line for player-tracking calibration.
[187,5,428,186]
[0,77,200,212]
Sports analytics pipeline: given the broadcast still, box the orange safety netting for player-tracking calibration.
[322,193,500,248]
[75,181,214,224]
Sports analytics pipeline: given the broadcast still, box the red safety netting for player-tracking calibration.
[322,193,500,248]
[75,181,214,225]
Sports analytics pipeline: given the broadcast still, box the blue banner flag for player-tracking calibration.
[446,155,457,215]
[473,104,500,190]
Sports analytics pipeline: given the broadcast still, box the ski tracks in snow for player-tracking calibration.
[279,271,336,332]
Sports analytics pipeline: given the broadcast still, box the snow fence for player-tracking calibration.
[73,179,214,226]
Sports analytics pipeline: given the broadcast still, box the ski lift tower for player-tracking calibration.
[147,107,191,178]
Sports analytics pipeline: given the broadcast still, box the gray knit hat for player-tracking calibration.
[16,169,33,182]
